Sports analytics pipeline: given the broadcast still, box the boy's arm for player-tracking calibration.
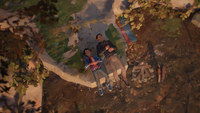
[97,44,106,58]
[84,58,90,68]
[94,56,103,62]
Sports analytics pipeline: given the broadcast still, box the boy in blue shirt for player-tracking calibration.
[84,48,112,96]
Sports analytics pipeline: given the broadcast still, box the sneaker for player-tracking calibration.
[124,81,130,88]
[106,83,112,92]
[98,88,103,96]
[117,85,123,92]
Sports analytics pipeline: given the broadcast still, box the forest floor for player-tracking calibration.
[43,13,200,113]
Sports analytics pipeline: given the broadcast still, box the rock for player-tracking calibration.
[61,49,78,59]
[136,84,141,88]
[26,22,37,28]
[0,8,14,20]
[0,20,10,30]
[71,0,77,4]
[114,96,118,100]
[18,17,30,26]
[130,88,134,94]
[154,49,164,56]
[9,27,14,33]
[7,16,19,26]
[191,11,200,28]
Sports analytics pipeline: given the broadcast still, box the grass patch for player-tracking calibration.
[105,24,125,58]
[65,48,86,74]
[56,0,87,26]
[154,18,182,37]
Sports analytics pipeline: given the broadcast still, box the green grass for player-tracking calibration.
[154,18,182,37]
[105,24,125,58]
[65,48,86,74]
[56,0,87,26]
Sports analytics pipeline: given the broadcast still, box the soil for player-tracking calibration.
[43,12,200,113]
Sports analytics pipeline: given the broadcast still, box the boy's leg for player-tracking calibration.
[108,58,120,85]
[98,68,112,92]
[93,70,103,96]
[92,70,101,88]
[113,55,127,82]
[98,68,110,84]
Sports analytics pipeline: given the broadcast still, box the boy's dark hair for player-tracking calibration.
[96,33,102,39]
[83,48,91,56]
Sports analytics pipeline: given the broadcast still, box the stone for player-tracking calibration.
[136,84,141,88]
[26,22,37,28]
[0,20,10,30]
[191,11,200,28]
[7,16,19,26]
[61,49,78,59]
[0,9,14,20]
[71,0,77,4]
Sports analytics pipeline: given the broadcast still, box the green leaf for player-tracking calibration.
[15,65,19,69]
[22,88,26,94]
[131,22,135,25]
[24,55,32,60]
[39,78,44,84]
[15,77,22,81]
[130,17,134,21]
[15,86,22,93]
[124,14,129,18]
[42,74,46,79]
[37,63,41,69]
[14,79,17,84]
[6,76,9,81]
[24,76,30,80]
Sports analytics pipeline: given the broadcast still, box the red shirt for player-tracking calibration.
[89,56,98,70]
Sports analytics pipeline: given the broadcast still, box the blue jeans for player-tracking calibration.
[92,68,110,88]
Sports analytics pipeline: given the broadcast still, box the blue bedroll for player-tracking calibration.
[120,17,137,42]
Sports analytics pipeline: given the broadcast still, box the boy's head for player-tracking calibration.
[83,48,91,57]
[96,33,103,42]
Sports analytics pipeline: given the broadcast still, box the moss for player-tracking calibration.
[65,48,86,74]
[56,0,87,26]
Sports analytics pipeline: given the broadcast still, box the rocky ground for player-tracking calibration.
[43,14,200,113]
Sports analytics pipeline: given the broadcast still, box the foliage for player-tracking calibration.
[65,48,86,74]
[0,0,59,111]
[105,24,125,58]
[194,0,200,6]
[118,0,196,30]
[0,29,49,96]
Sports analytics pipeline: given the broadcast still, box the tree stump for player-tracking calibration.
[132,62,155,83]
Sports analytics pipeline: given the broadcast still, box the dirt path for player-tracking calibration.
[43,15,200,113]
